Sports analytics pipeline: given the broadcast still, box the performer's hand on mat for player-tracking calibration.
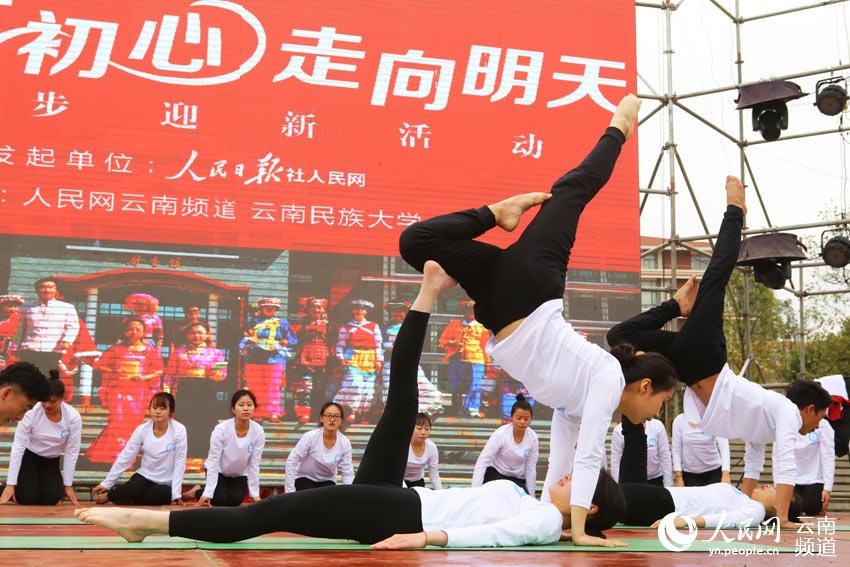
[822,490,831,512]
[559,529,572,541]
[570,532,628,548]
[64,485,79,505]
[91,484,107,495]
[172,499,184,506]
[196,496,212,507]
[371,531,428,549]
[673,276,698,317]
[0,485,16,504]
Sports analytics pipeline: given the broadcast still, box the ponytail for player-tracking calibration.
[610,343,678,391]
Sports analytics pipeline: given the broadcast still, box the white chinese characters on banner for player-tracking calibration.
[32,91,69,117]
[463,46,543,105]
[372,50,455,111]
[274,26,365,88]
[547,55,626,112]
[512,134,543,159]
[400,123,430,149]
[162,102,199,130]
[282,111,316,139]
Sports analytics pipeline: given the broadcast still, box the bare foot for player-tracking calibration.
[488,192,550,232]
[672,275,698,317]
[609,94,642,140]
[181,484,202,500]
[422,260,458,292]
[725,175,747,216]
[75,507,161,543]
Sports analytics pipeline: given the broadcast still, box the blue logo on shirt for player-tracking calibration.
[699,431,711,439]
[166,443,176,452]
[335,454,343,464]
[647,437,657,447]
[60,428,70,439]
[511,483,526,498]
[808,431,820,443]
[247,443,255,455]
[523,448,531,458]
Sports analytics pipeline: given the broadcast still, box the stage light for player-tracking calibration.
[735,80,807,141]
[821,232,850,268]
[814,77,848,116]
[736,233,807,290]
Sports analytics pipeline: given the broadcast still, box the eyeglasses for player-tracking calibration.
[322,414,342,420]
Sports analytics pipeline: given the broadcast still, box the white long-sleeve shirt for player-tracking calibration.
[405,440,442,489]
[471,424,538,496]
[610,419,673,486]
[488,299,624,509]
[204,419,265,499]
[667,483,765,528]
[671,413,730,474]
[284,428,354,494]
[684,364,801,485]
[100,420,187,501]
[795,420,835,491]
[6,402,82,486]
[19,299,80,351]
[415,479,563,547]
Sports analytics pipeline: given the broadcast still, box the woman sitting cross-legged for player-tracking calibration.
[75,262,626,548]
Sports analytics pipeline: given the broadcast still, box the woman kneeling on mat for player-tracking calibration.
[404,412,442,489]
[1,376,82,505]
[284,401,355,493]
[471,394,538,496]
[92,392,186,505]
[76,262,625,548]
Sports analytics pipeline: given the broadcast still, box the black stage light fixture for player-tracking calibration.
[735,80,807,141]
[814,77,848,116]
[736,233,807,290]
[821,229,850,268]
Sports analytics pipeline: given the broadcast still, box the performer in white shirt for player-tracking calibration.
[1,377,81,505]
[616,409,797,529]
[195,390,265,507]
[393,94,679,548]
[610,418,672,487]
[16,278,80,376]
[0,361,51,425]
[76,262,627,548]
[285,401,354,492]
[92,392,187,505]
[607,176,831,527]
[472,395,538,496]
[404,413,442,489]
[671,413,730,487]
[794,419,835,515]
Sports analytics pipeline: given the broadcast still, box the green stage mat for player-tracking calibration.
[0,536,795,553]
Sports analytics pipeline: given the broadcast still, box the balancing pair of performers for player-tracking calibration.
[78,94,811,548]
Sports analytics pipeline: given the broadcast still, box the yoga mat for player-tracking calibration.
[0,536,795,552]
[0,518,84,525]
[615,523,850,532]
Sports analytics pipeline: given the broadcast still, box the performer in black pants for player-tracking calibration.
[77,262,625,548]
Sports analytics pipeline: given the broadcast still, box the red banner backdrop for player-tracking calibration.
[0,0,638,272]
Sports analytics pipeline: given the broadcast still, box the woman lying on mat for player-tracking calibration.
[76,262,626,548]
[396,93,678,547]
[616,406,801,529]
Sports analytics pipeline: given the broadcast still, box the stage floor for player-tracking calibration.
[2,504,848,566]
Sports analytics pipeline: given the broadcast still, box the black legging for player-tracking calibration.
[108,473,171,505]
[399,128,626,335]
[170,310,430,544]
[794,483,824,516]
[294,477,335,491]
[210,474,248,506]
[682,467,722,487]
[483,466,528,495]
[618,417,675,525]
[14,449,64,505]
[607,205,744,385]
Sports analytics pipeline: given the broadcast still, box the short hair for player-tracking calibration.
[0,362,51,402]
[186,321,211,334]
[511,393,533,418]
[415,412,432,428]
[150,391,175,412]
[231,389,258,409]
[33,277,57,292]
[786,380,832,412]
[585,469,627,537]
